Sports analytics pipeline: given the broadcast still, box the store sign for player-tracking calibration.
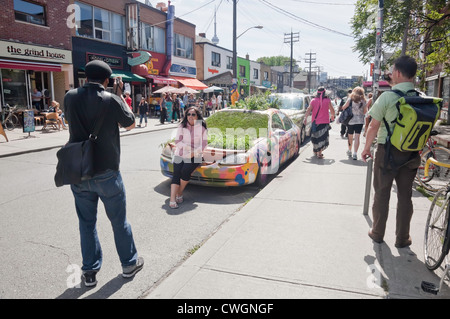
[170,63,196,77]
[23,110,35,133]
[144,51,167,75]
[86,53,123,69]
[0,40,72,64]
[128,51,151,66]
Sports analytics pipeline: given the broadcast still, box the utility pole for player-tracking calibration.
[232,0,237,80]
[284,31,299,91]
[372,0,384,101]
[305,50,316,93]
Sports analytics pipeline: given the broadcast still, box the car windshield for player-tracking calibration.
[270,95,304,110]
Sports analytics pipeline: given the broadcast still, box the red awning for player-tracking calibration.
[0,59,62,72]
[146,75,178,85]
[172,76,208,90]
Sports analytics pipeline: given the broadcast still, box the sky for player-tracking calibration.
[141,0,370,79]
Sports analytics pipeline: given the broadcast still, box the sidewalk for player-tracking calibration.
[0,116,179,158]
[1,114,450,299]
[145,123,450,299]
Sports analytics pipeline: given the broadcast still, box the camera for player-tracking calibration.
[115,77,120,84]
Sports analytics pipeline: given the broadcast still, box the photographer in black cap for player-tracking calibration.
[64,60,143,287]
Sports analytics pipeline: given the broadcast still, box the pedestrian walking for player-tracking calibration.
[304,87,335,159]
[64,60,143,287]
[138,97,148,127]
[217,93,222,110]
[337,89,352,138]
[363,93,373,137]
[211,94,217,114]
[165,94,173,123]
[172,93,181,122]
[340,86,368,160]
[362,55,421,248]
[169,106,208,209]
[160,93,167,124]
[124,91,132,111]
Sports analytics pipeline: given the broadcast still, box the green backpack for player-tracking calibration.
[383,89,442,152]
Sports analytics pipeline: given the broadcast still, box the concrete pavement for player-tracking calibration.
[0,115,179,158]
[1,114,450,299]
[145,122,450,299]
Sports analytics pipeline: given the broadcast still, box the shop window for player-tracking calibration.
[174,34,193,59]
[1,69,28,108]
[75,2,125,45]
[14,0,46,26]
[211,52,221,67]
[141,23,165,54]
[253,68,258,80]
[264,71,269,81]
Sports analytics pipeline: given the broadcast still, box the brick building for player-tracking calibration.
[0,0,73,110]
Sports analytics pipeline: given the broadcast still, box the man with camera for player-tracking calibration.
[64,60,143,287]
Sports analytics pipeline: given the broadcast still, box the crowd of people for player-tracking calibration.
[158,92,225,124]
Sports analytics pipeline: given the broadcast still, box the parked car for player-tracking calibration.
[160,108,301,187]
[268,93,312,144]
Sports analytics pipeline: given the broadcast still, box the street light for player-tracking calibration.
[237,25,263,39]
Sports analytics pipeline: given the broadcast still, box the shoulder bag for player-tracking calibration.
[311,98,323,133]
[54,92,111,187]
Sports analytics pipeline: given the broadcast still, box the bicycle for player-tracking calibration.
[1,104,20,131]
[416,130,450,192]
[422,157,450,295]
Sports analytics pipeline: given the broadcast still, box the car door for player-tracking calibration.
[271,112,290,165]
[278,111,299,161]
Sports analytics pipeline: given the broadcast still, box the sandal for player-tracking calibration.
[169,201,178,209]
[176,195,184,204]
[317,154,324,159]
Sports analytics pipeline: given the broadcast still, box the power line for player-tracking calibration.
[288,0,355,5]
[258,0,352,38]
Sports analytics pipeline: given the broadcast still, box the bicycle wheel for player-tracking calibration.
[416,147,450,192]
[5,118,14,131]
[424,188,450,270]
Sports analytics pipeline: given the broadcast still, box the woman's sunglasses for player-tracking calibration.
[187,112,197,117]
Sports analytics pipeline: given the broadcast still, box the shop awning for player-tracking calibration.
[0,59,61,72]
[146,75,178,85]
[172,76,208,90]
[110,71,146,82]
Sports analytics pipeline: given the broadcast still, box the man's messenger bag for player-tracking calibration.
[54,92,110,187]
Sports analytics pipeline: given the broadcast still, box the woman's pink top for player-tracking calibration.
[174,122,208,158]
[310,97,331,125]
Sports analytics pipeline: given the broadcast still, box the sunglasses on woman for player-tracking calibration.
[187,112,197,117]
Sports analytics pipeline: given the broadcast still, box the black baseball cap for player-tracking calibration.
[85,60,112,81]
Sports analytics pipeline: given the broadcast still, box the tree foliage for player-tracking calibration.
[351,0,450,86]
[256,56,298,67]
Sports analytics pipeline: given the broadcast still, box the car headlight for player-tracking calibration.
[216,153,249,165]
[162,145,173,158]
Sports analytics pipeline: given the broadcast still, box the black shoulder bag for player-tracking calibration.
[54,92,111,187]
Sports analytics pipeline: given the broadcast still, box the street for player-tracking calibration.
[0,129,262,299]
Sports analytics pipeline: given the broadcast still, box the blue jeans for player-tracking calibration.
[139,113,147,125]
[71,170,138,272]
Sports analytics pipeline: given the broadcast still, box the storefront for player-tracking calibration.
[0,40,73,111]
[170,56,207,91]
[72,37,146,112]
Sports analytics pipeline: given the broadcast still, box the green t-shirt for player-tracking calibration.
[368,82,416,144]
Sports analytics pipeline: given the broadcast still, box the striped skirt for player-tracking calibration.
[311,124,329,153]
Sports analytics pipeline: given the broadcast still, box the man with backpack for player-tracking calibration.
[361,56,422,249]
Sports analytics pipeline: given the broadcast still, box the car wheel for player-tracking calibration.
[255,156,271,187]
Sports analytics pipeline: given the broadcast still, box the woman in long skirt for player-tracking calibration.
[304,87,335,159]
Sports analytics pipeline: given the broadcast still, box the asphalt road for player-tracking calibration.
[0,129,261,299]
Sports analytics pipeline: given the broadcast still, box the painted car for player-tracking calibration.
[160,108,301,187]
[268,93,313,144]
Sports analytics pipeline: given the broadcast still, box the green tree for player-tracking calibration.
[351,0,450,88]
[257,56,299,68]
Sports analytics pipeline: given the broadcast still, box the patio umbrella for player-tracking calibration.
[203,85,224,93]
[153,85,177,94]
[174,86,199,94]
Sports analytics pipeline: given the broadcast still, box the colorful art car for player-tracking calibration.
[160,108,301,187]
